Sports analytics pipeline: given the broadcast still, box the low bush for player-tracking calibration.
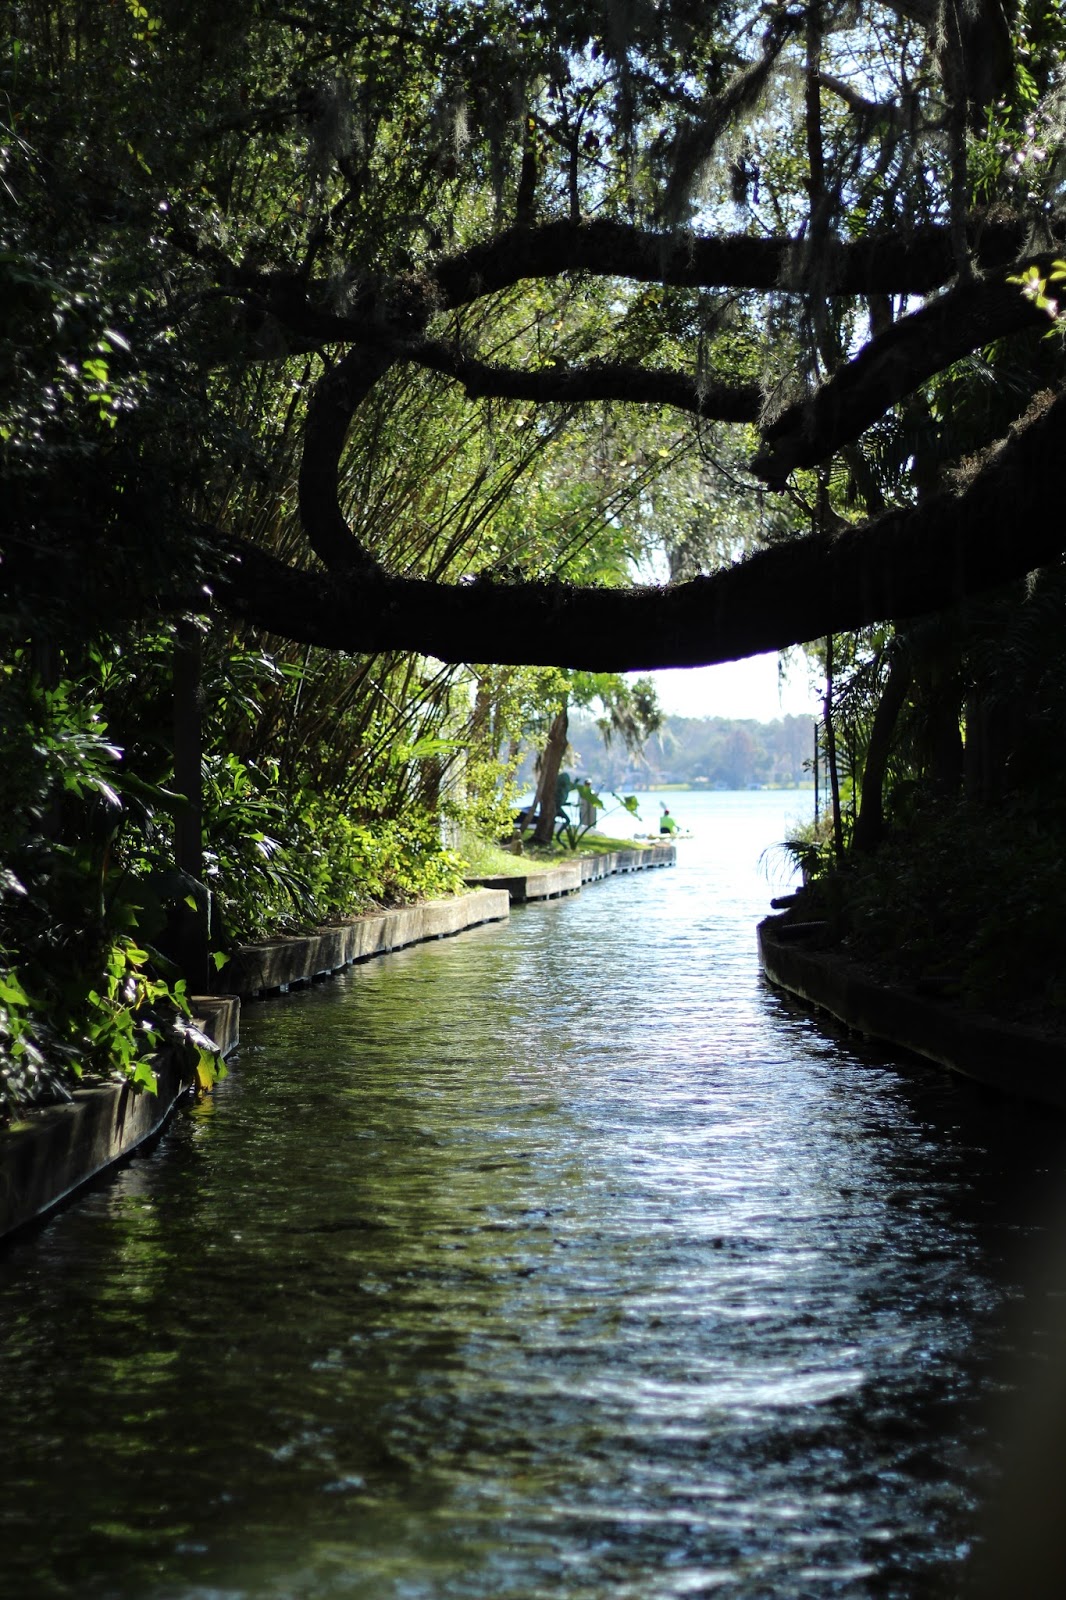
[808,794,1066,1025]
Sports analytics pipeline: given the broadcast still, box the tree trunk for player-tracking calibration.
[824,635,845,861]
[928,692,965,795]
[531,705,570,846]
[853,649,911,853]
[964,691,1017,805]
[917,636,965,797]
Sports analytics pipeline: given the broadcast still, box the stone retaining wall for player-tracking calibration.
[579,843,675,881]
[223,886,510,1000]
[0,891,509,1241]
[468,842,675,902]
[464,863,581,902]
[758,916,1066,1111]
[0,998,239,1244]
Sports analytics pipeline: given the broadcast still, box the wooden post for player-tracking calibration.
[173,618,209,993]
[824,633,845,861]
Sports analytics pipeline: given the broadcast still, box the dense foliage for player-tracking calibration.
[5,0,1066,1107]
[784,567,1066,1024]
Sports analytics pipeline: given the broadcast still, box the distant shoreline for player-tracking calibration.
[641,782,815,793]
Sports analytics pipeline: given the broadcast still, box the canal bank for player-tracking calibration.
[0,997,240,1243]
[758,914,1066,1112]
[464,840,676,903]
[0,847,675,1244]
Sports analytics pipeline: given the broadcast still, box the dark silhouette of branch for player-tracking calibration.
[219,389,1066,669]
[230,212,1042,361]
[430,214,1033,308]
[409,340,762,421]
[752,260,1056,484]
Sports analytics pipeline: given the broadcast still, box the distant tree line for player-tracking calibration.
[522,714,815,792]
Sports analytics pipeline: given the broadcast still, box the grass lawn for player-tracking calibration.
[458,832,652,877]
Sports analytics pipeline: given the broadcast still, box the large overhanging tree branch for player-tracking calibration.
[249,213,1058,506]
[219,389,1066,670]
[292,246,1059,584]
[409,340,762,422]
[237,212,1038,351]
[752,259,1057,483]
[234,168,1064,678]
[432,214,1034,305]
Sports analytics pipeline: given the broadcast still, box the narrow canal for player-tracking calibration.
[2,791,1066,1599]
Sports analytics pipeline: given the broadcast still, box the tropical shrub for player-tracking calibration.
[0,664,218,1120]
[805,793,1066,1026]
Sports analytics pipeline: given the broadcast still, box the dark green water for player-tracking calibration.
[2,793,1065,1599]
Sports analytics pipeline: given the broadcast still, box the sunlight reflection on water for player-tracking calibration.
[2,792,1065,1599]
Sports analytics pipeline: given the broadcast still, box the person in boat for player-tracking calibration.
[659,805,679,835]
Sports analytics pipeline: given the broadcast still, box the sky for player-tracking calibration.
[643,650,823,723]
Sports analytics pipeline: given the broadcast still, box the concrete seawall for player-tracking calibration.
[467,841,675,903]
[758,916,1066,1111]
[578,843,675,881]
[0,891,509,1243]
[0,997,239,1243]
[223,887,510,1000]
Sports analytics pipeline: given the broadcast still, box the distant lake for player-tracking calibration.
[587,784,812,848]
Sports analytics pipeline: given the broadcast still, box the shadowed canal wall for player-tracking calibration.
[0,890,507,1242]
[758,915,1066,1112]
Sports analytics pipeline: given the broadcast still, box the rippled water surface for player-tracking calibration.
[3,791,1066,1599]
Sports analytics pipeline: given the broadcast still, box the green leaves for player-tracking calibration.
[1011,258,1066,323]
[0,962,59,1118]
[0,655,228,1119]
